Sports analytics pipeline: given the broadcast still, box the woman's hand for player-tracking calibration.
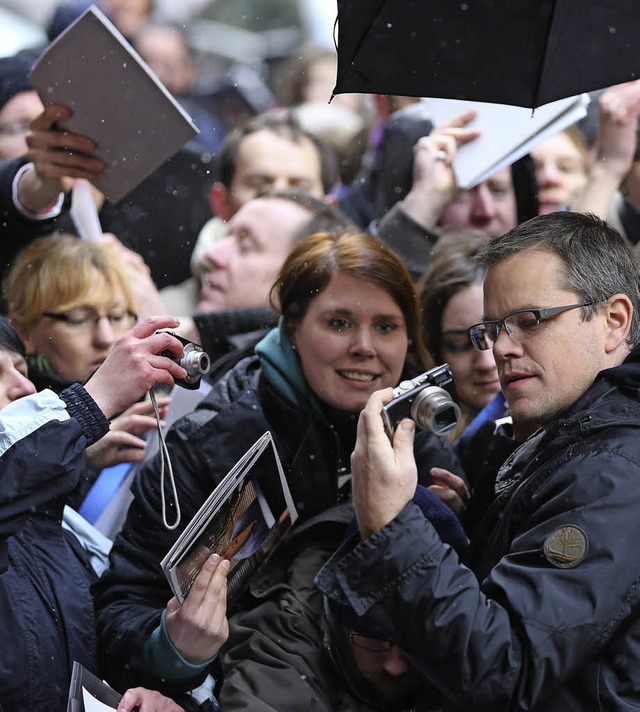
[118,687,185,712]
[84,397,170,470]
[429,467,471,517]
[164,553,230,664]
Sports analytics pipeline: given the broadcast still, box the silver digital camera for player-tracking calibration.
[162,333,211,390]
[381,364,461,438]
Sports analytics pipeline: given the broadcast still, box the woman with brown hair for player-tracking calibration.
[418,230,501,441]
[94,230,467,700]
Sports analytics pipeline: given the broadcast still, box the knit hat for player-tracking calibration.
[0,50,38,111]
[326,484,469,636]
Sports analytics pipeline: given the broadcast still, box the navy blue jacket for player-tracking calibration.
[318,349,640,710]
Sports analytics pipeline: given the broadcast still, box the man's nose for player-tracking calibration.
[492,323,524,360]
[381,646,410,677]
[204,237,234,271]
[471,184,495,221]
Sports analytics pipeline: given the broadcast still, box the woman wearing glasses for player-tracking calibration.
[418,230,501,442]
[4,233,169,509]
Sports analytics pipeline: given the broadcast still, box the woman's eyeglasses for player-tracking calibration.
[42,307,137,333]
[467,302,596,351]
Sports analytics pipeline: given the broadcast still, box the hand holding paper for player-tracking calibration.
[30,6,198,203]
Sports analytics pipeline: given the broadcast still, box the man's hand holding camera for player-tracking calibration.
[352,388,418,539]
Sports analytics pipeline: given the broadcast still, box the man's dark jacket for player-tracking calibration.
[318,348,640,710]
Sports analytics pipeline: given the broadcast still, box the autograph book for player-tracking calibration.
[30,5,198,203]
[66,662,121,712]
[161,431,298,608]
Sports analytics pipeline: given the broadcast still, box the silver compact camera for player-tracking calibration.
[381,364,461,438]
[161,333,211,390]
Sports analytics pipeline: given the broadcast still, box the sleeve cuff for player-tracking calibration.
[143,610,217,683]
[59,383,110,445]
[12,162,64,220]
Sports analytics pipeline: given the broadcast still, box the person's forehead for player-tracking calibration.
[483,248,568,312]
[531,131,584,162]
[235,130,321,174]
[0,90,42,121]
[233,197,311,229]
[483,165,513,186]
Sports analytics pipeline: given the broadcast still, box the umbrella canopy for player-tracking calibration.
[334,0,640,109]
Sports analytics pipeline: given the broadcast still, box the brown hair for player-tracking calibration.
[418,230,491,363]
[5,234,137,326]
[271,231,432,371]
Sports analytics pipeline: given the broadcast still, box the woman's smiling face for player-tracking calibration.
[290,272,409,413]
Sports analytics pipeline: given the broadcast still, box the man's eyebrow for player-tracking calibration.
[482,304,541,320]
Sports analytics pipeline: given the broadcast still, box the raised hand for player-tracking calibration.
[83,316,187,420]
[351,388,418,538]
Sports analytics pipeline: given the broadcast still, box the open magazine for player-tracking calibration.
[66,662,121,712]
[161,431,298,608]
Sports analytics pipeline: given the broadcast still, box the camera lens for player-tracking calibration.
[183,349,210,377]
[411,386,461,437]
[180,343,211,384]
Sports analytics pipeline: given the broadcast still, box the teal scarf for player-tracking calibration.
[254,317,326,423]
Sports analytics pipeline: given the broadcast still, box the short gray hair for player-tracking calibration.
[474,211,640,347]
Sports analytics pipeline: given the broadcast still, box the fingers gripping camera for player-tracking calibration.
[381,364,461,438]
[161,333,211,390]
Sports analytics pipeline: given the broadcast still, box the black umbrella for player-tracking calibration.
[333,0,640,109]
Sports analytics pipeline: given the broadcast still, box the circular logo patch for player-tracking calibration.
[543,525,588,568]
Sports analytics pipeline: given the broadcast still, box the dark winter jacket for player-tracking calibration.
[220,504,441,711]
[0,385,110,712]
[318,348,640,711]
[94,325,463,697]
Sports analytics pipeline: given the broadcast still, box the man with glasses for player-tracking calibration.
[317,210,640,710]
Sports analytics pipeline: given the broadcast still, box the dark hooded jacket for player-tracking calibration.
[94,323,463,697]
[318,347,640,711]
[0,384,110,712]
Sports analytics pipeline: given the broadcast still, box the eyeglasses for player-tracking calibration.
[0,118,31,137]
[348,632,393,652]
[468,302,597,351]
[42,307,137,333]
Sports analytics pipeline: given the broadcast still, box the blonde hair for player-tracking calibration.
[5,234,137,325]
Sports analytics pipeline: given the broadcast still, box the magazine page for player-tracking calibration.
[30,5,198,203]
[161,431,298,609]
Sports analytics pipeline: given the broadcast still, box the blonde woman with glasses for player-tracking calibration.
[4,233,170,510]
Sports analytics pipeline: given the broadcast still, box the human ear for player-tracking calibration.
[209,183,234,222]
[602,294,633,352]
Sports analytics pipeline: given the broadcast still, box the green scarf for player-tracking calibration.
[254,317,326,423]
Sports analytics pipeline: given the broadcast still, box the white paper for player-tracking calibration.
[82,687,117,712]
[71,179,103,241]
[422,94,591,189]
[30,5,199,203]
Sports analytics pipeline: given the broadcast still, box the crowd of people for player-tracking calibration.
[3,2,640,711]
